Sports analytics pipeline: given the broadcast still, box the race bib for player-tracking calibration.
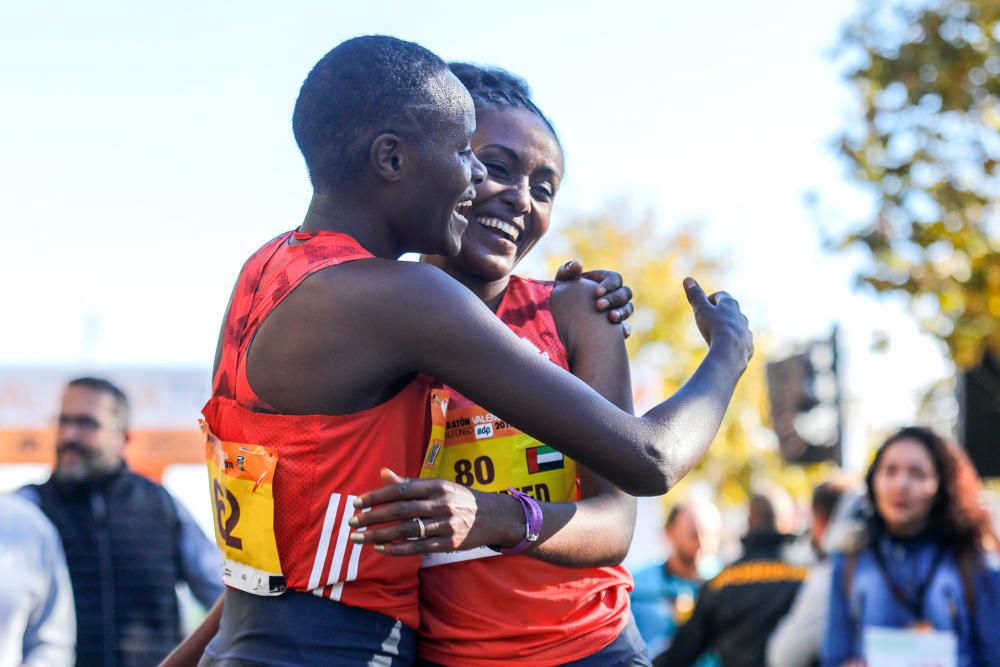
[864,626,957,667]
[202,420,286,595]
[420,395,578,568]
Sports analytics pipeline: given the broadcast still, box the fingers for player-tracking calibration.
[374,536,454,556]
[707,290,734,306]
[352,514,443,545]
[350,499,443,529]
[380,467,405,484]
[606,300,634,326]
[622,322,632,339]
[355,470,439,509]
[553,260,583,283]
[597,283,632,316]
[583,269,622,299]
[684,277,711,309]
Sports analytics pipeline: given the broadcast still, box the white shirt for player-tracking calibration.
[0,493,75,667]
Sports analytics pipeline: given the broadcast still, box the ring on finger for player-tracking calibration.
[413,517,426,540]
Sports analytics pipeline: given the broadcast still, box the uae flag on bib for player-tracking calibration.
[526,445,564,474]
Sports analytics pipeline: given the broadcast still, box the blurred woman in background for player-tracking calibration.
[823,426,1000,667]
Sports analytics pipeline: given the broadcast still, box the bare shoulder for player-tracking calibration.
[307,258,468,308]
[550,277,623,337]
[248,258,473,413]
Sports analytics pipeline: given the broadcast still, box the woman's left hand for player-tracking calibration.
[554,260,634,335]
[349,468,524,556]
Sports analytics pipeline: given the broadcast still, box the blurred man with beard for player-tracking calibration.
[18,377,223,667]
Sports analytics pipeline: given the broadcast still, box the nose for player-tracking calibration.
[57,422,78,441]
[501,177,531,215]
[470,152,486,186]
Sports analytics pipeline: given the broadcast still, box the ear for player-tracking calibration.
[370,133,406,182]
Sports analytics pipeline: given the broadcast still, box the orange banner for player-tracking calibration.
[0,428,202,482]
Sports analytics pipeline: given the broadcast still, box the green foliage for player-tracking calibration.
[546,207,836,506]
[836,0,1000,368]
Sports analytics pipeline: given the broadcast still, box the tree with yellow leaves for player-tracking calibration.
[835,0,1000,369]
[546,206,836,507]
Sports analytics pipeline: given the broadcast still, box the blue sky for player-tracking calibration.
[0,1,952,461]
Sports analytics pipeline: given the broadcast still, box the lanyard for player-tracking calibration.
[871,542,947,622]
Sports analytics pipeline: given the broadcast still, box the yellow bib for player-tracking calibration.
[419,389,578,567]
[202,420,285,595]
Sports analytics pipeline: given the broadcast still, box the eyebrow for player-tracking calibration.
[477,143,561,180]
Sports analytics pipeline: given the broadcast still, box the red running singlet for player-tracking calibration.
[203,230,434,629]
[417,276,634,666]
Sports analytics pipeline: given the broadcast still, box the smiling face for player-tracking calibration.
[872,438,940,537]
[440,105,564,284]
[390,71,485,257]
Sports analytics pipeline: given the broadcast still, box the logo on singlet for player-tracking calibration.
[474,423,493,439]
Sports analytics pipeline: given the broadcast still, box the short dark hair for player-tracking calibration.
[748,493,777,532]
[812,479,849,523]
[66,377,130,430]
[665,503,690,528]
[448,62,562,152]
[292,35,451,187]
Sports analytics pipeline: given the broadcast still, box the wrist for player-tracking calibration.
[488,488,543,554]
[493,491,527,549]
[707,333,751,372]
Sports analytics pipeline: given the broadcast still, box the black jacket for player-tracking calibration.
[654,531,807,667]
[26,465,184,667]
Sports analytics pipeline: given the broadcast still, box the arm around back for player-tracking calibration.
[251,259,751,496]
[367,262,752,496]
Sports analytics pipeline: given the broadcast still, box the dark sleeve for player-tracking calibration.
[653,582,716,667]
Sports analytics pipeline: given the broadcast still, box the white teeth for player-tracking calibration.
[477,217,520,241]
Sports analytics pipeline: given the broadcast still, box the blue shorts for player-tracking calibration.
[200,588,415,666]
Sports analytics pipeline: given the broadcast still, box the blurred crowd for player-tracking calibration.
[2,377,998,666]
[633,427,1000,667]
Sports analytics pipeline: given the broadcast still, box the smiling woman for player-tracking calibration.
[360,63,649,667]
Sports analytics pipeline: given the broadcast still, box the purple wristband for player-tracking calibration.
[500,487,543,555]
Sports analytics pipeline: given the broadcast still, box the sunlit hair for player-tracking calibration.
[864,426,996,555]
[447,62,562,153]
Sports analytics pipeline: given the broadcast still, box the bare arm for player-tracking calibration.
[250,260,752,496]
[386,265,750,496]
[157,595,223,667]
[352,278,636,565]
[523,278,635,565]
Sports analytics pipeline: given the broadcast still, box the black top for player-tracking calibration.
[653,530,807,667]
[27,465,183,667]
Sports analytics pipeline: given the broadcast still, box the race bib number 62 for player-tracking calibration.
[202,420,285,595]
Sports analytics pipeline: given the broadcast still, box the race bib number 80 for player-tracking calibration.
[419,396,579,568]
